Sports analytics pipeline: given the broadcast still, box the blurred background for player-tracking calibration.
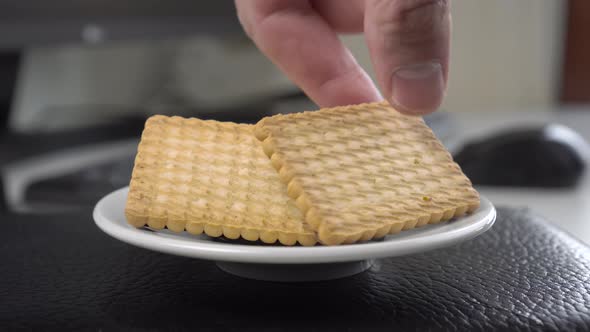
[1,1,589,242]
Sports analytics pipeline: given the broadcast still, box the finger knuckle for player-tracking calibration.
[374,0,449,42]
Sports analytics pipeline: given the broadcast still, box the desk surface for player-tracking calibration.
[2,207,590,330]
[449,107,590,244]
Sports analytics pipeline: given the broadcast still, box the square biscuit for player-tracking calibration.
[125,115,317,246]
[254,101,480,245]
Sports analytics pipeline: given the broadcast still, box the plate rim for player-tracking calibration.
[93,187,496,264]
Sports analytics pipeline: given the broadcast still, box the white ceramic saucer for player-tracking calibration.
[94,187,496,282]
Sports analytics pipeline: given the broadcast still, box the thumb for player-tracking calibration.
[364,0,451,115]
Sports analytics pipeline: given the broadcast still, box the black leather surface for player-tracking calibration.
[1,208,589,331]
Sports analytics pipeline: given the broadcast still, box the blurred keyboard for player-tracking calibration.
[24,156,135,210]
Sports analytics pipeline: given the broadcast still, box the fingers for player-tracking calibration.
[235,0,382,108]
[364,0,451,114]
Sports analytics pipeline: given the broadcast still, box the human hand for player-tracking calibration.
[235,0,450,115]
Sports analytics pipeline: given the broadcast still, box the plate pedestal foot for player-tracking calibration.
[216,260,374,282]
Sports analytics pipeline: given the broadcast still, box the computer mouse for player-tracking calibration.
[453,124,589,188]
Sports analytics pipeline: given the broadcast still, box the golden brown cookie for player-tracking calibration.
[254,101,480,245]
[125,115,317,246]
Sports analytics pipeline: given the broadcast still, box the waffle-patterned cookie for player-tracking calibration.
[125,115,317,246]
[254,101,480,245]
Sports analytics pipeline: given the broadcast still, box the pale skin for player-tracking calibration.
[235,0,451,115]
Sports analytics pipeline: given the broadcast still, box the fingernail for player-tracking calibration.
[391,62,444,114]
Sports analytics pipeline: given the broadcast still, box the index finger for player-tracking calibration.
[235,0,382,107]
